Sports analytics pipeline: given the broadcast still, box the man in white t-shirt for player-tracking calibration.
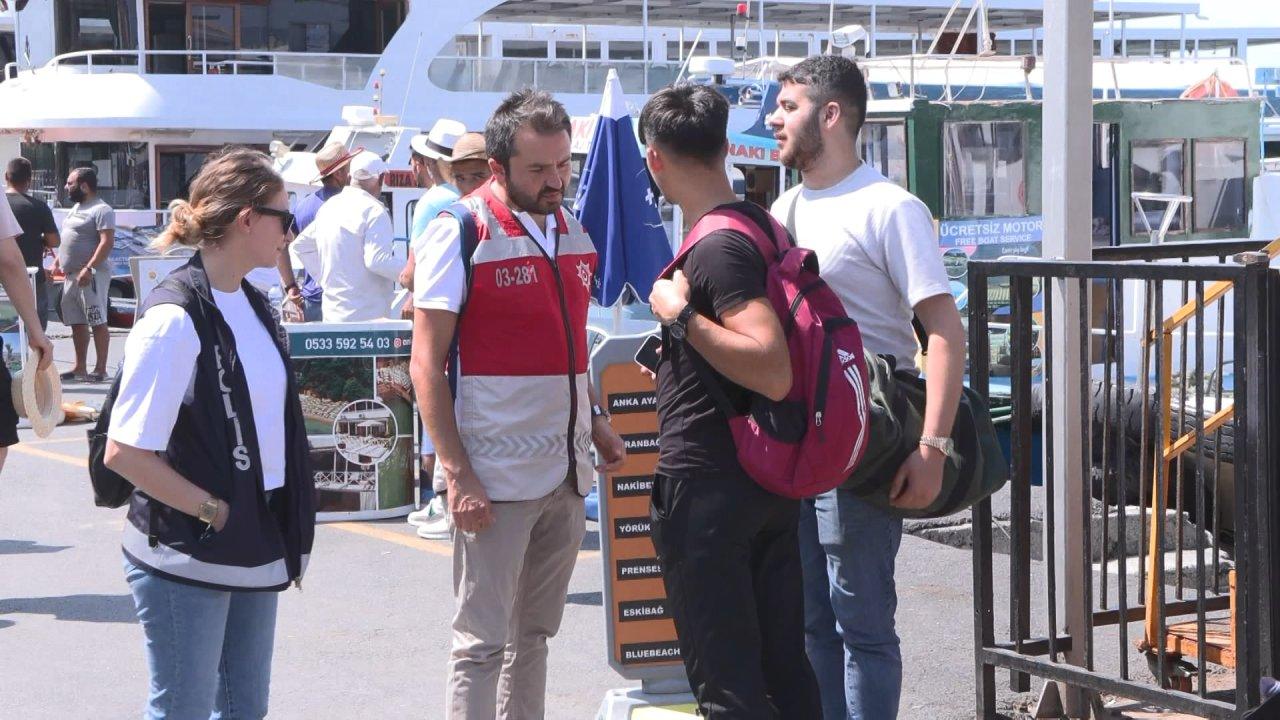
[289,152,400,322]
[0,194,55,472]
[768,56,966,720]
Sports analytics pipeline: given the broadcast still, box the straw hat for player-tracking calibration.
[450,132,488,163]
[311,141,359,183]
[410,118,466,161]
[11,349,64,438]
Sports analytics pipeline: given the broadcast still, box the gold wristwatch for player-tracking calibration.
[197,497,222,527]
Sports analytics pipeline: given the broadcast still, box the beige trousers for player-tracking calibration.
[446,481,585,719]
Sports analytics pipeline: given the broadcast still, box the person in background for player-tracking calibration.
[276,142,355,321]
[4,158,59,330]
[408,118,466,245]
[642,83,821,719]
[405,130,492,540]
[410,89,625,719]
[103,147,314,718]
[0,191,55,473]
[768,55,965,720]
[289,151,400,322]
[446,132,492,197]
[57,166,114,382]
[399,119,467,301]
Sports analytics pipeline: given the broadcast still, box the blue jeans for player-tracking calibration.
[124,558,279,719]
[799,490,903,720]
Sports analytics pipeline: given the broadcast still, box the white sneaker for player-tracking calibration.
[416,512,452,540]
[407,495,445,527]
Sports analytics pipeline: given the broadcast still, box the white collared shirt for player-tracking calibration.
[290,186,401,322]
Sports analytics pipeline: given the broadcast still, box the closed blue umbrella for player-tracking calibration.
[574,69,672,307]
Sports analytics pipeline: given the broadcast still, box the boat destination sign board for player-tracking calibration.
[593,347,685,680]
[939,215,1044,249]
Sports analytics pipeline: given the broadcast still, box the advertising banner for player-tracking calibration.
[286,321,417,521]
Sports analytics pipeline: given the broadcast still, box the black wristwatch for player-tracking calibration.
[668,304,696,341]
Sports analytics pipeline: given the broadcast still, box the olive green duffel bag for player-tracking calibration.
[844,351,1009,519]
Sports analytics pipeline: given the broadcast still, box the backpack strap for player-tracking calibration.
[660,205,789,279]
[663,205,788,421]
[442,202,480,400]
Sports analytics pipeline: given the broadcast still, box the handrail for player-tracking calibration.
[10,48,381,90]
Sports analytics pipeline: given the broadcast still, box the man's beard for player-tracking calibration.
[507,180,563,216]
[68,187,86,203]
[778,108,825,172]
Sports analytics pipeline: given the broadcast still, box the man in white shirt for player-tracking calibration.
[768,56,966,720]
[0,192,55,472]
[289,152,400,322]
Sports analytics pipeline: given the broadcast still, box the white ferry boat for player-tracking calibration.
[0,0,1219,226]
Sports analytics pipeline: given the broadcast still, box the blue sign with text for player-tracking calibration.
[939,216,1044,249]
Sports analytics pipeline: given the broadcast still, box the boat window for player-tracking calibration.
[54,0,138,55]
[556,42,601,60]
[942,121,1027,219]
[608,41,647,60]
[453,35,491,58]
[768,41,811,58]
[1130,140,1186,234]
[874,40,915,57]
[667,40,716,61]
[1192,139,1247,232]
[21,142,150,210]
[859,122,908,189]
[237,0,406,54]
[502,41,548,59]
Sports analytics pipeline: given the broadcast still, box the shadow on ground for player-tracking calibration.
[567,591,603,606]
[0,594,137,626]
[0,539,72,555]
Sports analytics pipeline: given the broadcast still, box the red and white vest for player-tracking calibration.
[452,181,597,500]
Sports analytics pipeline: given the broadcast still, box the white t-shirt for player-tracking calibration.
[108,288,289,491]
[773,164,951,363]
[0,195,20,241]
[413,211,558,313]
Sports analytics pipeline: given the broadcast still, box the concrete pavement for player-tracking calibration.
[0,323,1025,719]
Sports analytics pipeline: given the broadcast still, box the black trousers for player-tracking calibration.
[651,473,821,720]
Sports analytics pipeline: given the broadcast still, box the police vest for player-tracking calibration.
[452,183,597,500]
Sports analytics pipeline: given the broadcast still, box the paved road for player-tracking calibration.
[1,324,1014,719]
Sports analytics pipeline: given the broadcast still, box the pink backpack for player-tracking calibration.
[660,207,871,499]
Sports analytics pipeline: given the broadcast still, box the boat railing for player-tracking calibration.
[427,55,683,95]
[3,50,381,91]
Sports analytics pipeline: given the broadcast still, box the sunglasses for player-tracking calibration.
[253,206,295,234]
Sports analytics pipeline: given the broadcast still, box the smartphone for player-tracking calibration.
[633,334,662,374]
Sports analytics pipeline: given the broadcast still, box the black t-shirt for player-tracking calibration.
[655,201,770,478]
[5,192,56,274]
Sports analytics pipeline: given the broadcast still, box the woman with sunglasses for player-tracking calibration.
[104,147,314,719]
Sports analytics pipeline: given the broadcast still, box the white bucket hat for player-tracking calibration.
[411,118,467,162]
[11,349,64,438]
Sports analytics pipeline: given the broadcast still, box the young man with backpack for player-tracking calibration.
[768,55,966,719]
[644,83,822,719]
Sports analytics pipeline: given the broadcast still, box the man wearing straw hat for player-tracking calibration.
[275,141,356,321]
[0,194,55,470]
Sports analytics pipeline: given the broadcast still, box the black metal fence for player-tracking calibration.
[968,242,1278,718]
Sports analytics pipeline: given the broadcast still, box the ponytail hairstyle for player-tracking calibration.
[155,146,285,252]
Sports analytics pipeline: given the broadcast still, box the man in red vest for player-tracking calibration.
[409,89,626,719]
